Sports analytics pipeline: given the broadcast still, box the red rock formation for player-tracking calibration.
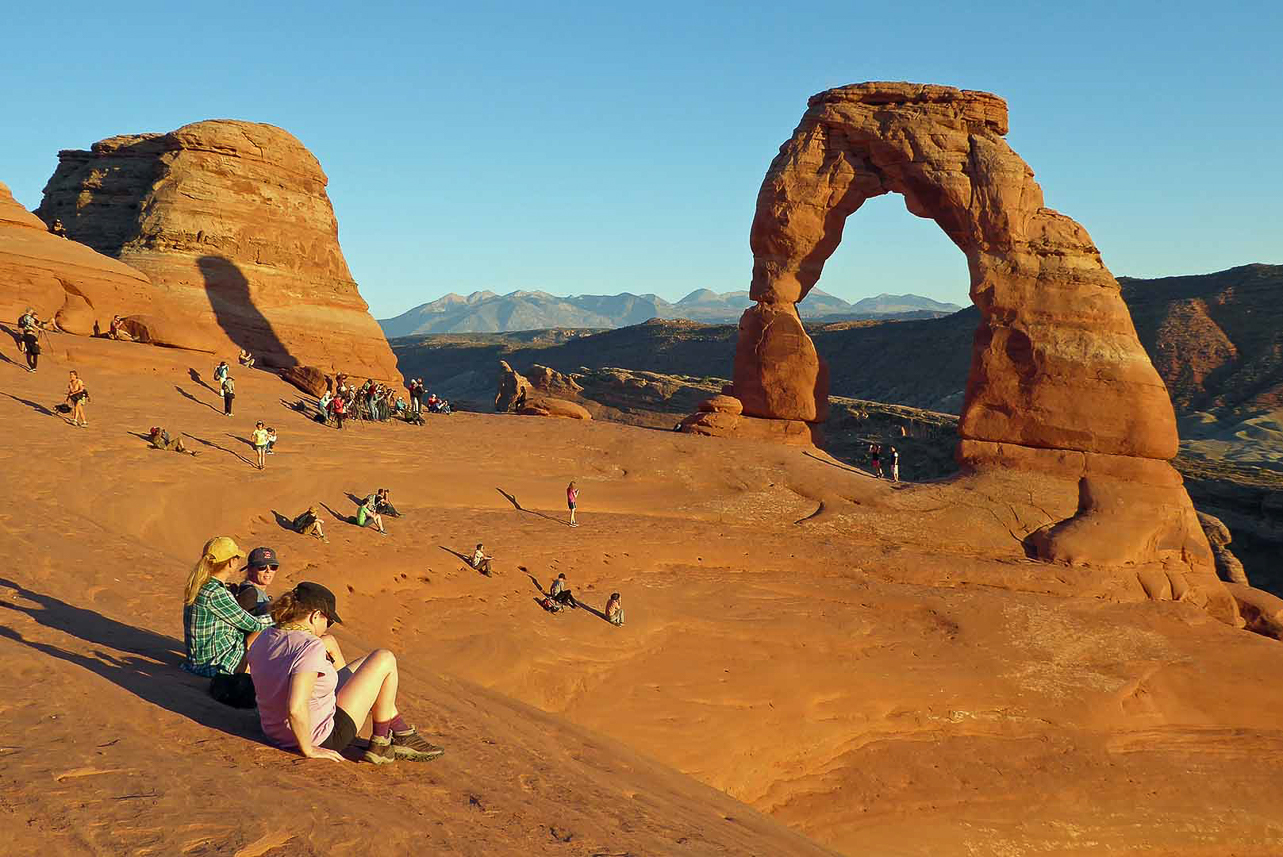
[518,397,592,420]
[496,360,534,412]
[692,82,1233,621]
[35,120,398,381]
[0,180,154,335]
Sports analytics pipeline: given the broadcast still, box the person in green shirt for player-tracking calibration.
[182,536,272,677]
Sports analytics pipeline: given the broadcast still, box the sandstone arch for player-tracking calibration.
[690,82,1236,623]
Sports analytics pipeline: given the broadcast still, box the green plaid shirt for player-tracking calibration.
[183,579,272,677]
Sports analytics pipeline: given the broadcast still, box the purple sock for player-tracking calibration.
[373,714,409,738]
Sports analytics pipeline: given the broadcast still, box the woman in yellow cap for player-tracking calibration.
[182,536,273,676]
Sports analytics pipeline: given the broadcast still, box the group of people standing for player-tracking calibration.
[868,442,901,481]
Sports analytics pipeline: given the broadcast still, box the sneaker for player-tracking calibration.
[362,734,396,765]
[390,727,445,761]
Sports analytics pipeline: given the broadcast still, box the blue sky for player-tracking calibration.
[4,1,1279,317]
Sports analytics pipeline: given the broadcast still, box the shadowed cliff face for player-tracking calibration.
[197,255,297,369]
[33,119,400,382]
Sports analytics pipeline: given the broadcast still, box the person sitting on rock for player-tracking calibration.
[292,505,328,541]
[247,582,445,764]
[238,348,255,368]
[266,427,278,455]
[49,218,67,237]
[108,315,134,342]
[364,488,400,518]
[357,495,387,535]
[182,537,273,677]
[149,426,197,455]
[606,592,624,626]
[549,573,578,609]
[230,546,280,616]
[470,544,493,576]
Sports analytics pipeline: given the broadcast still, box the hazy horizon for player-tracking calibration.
[4,2,1279,318]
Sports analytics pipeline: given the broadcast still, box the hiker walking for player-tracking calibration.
[330,393,346,429]
[66,371,89,427]
[221,374,236,417]
[567,480,579,528]
[252,421,270,470]
[888,446,900,482]
[18,308,41,371]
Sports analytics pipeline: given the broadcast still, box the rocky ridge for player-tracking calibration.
[35,120,398,382]
[0,180,154,334]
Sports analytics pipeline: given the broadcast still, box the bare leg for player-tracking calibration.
[335,648,399,725]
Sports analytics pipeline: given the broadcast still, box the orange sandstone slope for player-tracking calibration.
[0,180,154,334]
[2,334,1283,857]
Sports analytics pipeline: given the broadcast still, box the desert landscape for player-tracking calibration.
[3,56,1282,857]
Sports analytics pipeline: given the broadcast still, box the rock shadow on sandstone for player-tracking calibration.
[196,255,298,370]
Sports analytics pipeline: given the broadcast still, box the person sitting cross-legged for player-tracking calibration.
[247,583,445,764]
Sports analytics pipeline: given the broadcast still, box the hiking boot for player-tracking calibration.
[390,727,445,761]
[362,735,396,765]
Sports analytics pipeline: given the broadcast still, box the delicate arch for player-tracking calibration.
[737,81,1177,462]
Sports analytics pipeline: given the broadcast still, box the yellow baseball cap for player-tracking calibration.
[203,536,245,564]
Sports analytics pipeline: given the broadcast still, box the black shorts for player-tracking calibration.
[318,706,359,752]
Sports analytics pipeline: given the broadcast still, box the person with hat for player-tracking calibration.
[182,536,273,677]
[247,582,445,764]
[232,546,280,616]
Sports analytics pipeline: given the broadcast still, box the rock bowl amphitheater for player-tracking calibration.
[1,83,1281,856]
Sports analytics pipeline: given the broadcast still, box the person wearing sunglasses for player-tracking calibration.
[247,583,445,765]
[231,546,280,616]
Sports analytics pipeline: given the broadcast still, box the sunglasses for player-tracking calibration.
[252,564,280,572]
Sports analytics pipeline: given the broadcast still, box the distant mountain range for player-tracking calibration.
[378,289,963,335]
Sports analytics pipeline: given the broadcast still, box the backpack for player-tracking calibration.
[209,673,257,708]
[223,378,235,395]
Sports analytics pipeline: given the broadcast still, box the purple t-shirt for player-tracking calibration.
[248,628,337,749]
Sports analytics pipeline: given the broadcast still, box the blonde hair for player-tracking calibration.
[183,538,241,605]
[269,589,314,625]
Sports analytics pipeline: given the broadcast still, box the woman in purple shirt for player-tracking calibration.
[247,582,444,764]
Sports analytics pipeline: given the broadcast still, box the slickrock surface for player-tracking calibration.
[2,335,1282,856]
[35,120,398,381]
[697,82,1228,619]
[0,180,154,333]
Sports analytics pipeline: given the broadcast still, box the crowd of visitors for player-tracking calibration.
[6,322,644,770]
